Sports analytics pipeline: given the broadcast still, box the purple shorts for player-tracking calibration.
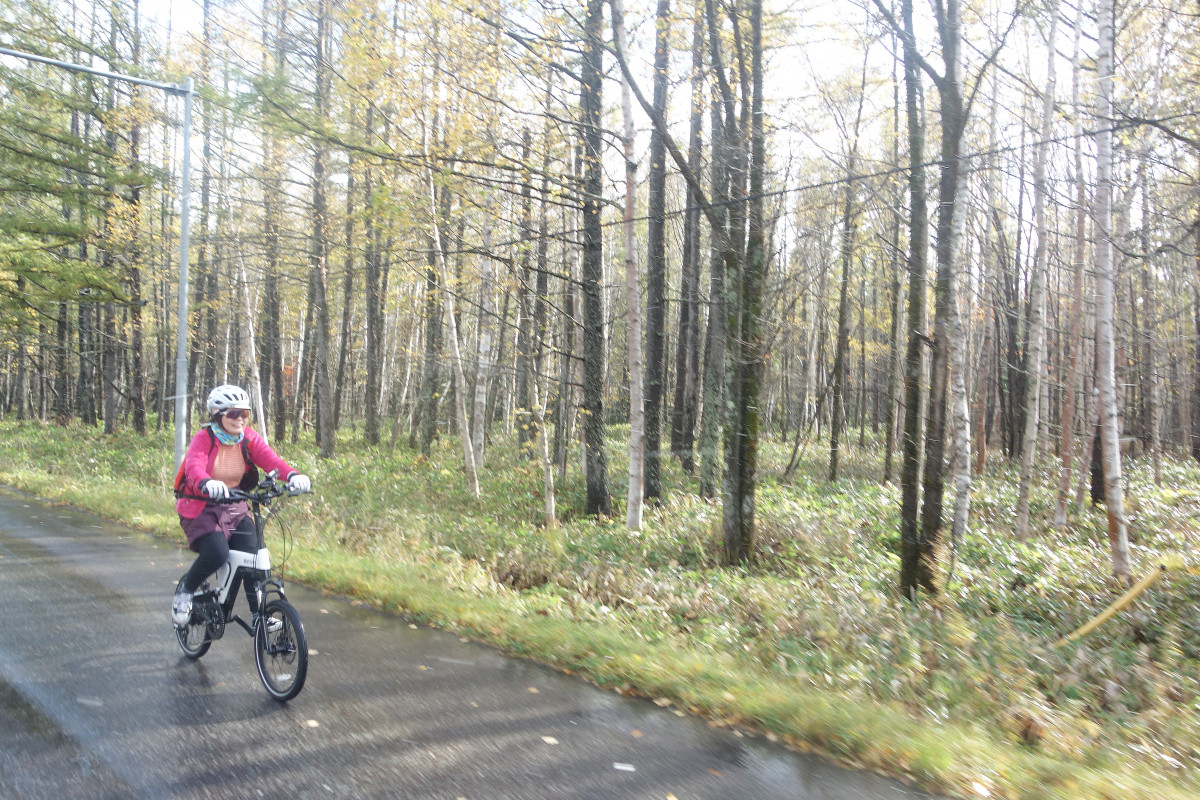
[179,500,250,551]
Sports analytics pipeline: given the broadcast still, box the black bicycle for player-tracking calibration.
[174,470,310,701]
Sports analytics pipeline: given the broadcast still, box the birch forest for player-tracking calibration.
[2,0,1199,595]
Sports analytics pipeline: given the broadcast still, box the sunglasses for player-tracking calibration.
[224,408,251,421]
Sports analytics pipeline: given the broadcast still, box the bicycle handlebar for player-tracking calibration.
[215,470,312,505]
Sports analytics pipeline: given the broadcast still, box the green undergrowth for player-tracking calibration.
[1,418,1199,799]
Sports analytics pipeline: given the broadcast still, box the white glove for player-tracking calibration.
[288,473,311,493]
[203,480,231,500]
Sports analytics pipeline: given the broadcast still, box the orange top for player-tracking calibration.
[210,443,245,488]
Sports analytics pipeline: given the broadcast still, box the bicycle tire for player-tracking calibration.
[254,599,308,701]
[174,578,211,659]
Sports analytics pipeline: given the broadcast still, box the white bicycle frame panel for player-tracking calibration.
[210,546,272,605]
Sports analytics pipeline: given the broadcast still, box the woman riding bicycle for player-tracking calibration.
[172,384,311,626]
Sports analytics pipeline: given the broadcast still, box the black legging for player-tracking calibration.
[183,518,260,613]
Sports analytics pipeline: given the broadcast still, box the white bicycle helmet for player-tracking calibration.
[206,384,252,416]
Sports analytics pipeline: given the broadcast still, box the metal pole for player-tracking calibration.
[174,77,194,468]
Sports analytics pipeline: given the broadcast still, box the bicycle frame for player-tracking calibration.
[198,493,287,637]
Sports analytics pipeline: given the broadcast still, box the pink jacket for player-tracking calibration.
[175,426,295,519]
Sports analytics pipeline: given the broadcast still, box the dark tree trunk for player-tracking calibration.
[697,1,731,500]
[1193,221,1200,462]
[310,0,336,458]
[898,0,930,599]
[364,115,385,446]
[722,0,765,565]
[516,129,535,451]
[581,0,611,515]
[334,151,356,430]
[829,152,858,481]
[670,12,704,475]
[413,234,443,456]
[128,4,146,434]
[643,0,671,502]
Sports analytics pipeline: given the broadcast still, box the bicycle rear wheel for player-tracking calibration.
[254,599,308,701]
[174,578,211,659]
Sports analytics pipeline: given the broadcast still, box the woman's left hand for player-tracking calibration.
[288,473,311,493]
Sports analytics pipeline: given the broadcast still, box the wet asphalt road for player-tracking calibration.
[0,485,934,800]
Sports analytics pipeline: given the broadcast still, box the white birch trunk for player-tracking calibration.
[613,0,644,531]
[426,170,479,498]
[237,253,267,444]
[389,324,417,452]
[1095,0,1130,578]
[1015,0,1058,538]
[471,221,495,470]
[948,167,972,548]
[530,371,556,530]
[1054,2,1089,529]
[1142,28,1169,486]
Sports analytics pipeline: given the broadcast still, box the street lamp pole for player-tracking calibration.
[174,78,194,468]
[0,47,195,467]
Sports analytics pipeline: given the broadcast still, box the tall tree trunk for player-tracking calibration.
[829,78,864,482]
[311,0,336,458]
[612,0,645,530]
[1193,219,1200,464]
[897,0,930,599]
[365,113,387,447]
[101,19,119,435]
[516,130,535,452]
[414,217,445,455]
[335,151,356,431]
[947,167,972,552]
[191,0,218,423]
[915,0,967,594]
[426,169,480,497]
[1095,0,1130,579]
[883,35,904,484]
[238,255,267,438]
[531,360,557,530]
[724,0,764,564]
[1015,1,1059,537]
[261,0,287,443]
[581,0,611,516]
[697,0,733,500]
[670,10,704,476]
[471,200,496,469]
[643,0,671,502]
[975,83,1001,478]
[127,1,146,434]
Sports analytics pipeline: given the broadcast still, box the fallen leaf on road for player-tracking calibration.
[541,736,558,745]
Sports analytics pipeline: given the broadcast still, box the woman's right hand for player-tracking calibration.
[203,480,231,500]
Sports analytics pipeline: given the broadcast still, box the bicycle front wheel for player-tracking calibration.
[254,599,308,701]
[175,578,211,659]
